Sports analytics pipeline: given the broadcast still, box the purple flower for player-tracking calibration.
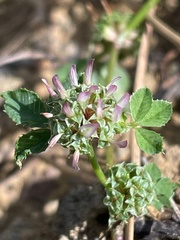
[70,64,78,86]
[117,93,130,108]
[62,102,74,117]
[84,59,94,85]
[89,85,99,92]
[113,105,123,122]
[107,84,117,96]
[52,74,67,99]
[106,77,120,96]
[48,134,61,148]
[42,79,58,98]
[80,123,99,138]
[77,91,92,103]
[110,139,127,148]
[72,150,80,171]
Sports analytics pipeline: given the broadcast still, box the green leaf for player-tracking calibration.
[15,129,51,168]
[156,195,171,208]
[135,128,163,154]
[155,178,178,208]
[155,178,177,199]
[145,163,161,182]
[152,198,163,210]
[139,100,172,127]
[1,88,48,127]
[130,88,152,122]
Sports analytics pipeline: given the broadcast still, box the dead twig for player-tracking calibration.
[147,14,180,49]
[170,198,180,221]
[100,0,112,15]
[0,51,47,67]
[126,21,153,240]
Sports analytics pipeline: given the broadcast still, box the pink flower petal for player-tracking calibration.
[97,99,103,118]
[52,74,67,99]
[77,91,92,102]
[107,84,117,96]
[80,123,99,138]
[113,105,122,122]
[117,93,130,108]
[70,64,78,86]
[106,76,121,90]
[72,150,80,171]
[110,140,127,148]
[62,102,74,117]
[84,59,94,85]
[89,85,99,92]
[48,134,61,148]
[42,79,57,98]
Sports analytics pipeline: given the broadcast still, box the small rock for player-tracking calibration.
[43,199,59,216]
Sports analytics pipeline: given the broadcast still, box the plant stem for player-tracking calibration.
[126,0,161,32]
[105,43,119,86]
[88,147,107,187]
[105,145,115,167]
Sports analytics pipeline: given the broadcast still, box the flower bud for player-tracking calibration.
[70,64,78,86]
[62,102,74,117]
[84,59,94,85]
[42,79,58,98]
[52,74,67,99]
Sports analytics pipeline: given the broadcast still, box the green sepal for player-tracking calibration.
[1,88,48,128]
[135,128,163,154]
[15,129,51,168]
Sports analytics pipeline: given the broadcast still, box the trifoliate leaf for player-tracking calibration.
[15,129,51,168]
[1,88,48,127]
[130,88,152,122]
[135,128,163,154]
[139,100,172,127]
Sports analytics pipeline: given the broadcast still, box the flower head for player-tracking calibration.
[42,59,130,170]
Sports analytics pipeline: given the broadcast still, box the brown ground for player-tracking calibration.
[0,0,180,239]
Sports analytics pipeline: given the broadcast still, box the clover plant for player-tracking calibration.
[1,59,178,226]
